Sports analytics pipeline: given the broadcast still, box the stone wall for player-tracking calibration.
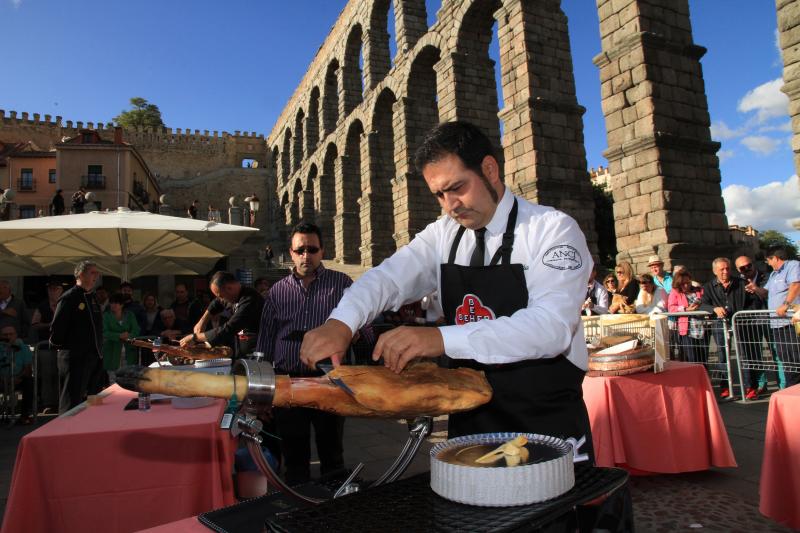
[265,0,598,267]
[594,0,732,277]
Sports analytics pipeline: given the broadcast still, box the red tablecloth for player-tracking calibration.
[583,361,737,473]
[1,385,236,533]
[759,384,800,529]
[137,516,207,532]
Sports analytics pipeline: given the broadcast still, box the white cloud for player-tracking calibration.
[710,121,745,140]
[738,78,789,123]
[723,176,800,234]
[741,135,782,155]
[717,149,735,163]
[10,0,21,6]
[758,120,793,133]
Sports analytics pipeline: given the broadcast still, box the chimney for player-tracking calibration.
[114,126,123,145]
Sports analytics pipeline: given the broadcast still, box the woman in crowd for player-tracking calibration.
[635,273,668,315]
[30,280,63,341]
[667,270,706,363]
[608,261,639,314]
[140,292,164,336]
[603,273,618,296]
[103,293,141,379]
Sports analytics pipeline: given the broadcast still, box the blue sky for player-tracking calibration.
[1,0,797,241]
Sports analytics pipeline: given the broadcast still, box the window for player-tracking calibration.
[49,169,56,184]
[83,165,105,189]
[82,133,93,144]
[19,205,36,219]
[88,165,102,176]
[19,169,34,191]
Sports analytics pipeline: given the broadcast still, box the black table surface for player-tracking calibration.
[199,465,629,533]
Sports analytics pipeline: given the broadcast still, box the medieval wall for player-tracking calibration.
[265,0,599,267]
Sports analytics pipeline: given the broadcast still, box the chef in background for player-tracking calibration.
[300,121,594,462]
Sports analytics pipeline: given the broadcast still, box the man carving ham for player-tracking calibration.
[300,121,595,461]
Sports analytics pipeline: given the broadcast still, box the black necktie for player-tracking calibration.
[470,228,487,267]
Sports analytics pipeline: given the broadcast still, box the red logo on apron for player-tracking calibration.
[455,294,496,325]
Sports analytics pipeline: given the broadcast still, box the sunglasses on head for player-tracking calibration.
[737,264,752,272]
[292,246,320,255]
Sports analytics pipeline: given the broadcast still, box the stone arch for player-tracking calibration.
[290,179,302,226]
[280,190,290,229]
[342,24,364,116]
[367,88,398,262]
[365,0,392,89]
[293,109,305,172]
[452,0,503,171]
[336,120,364,263]
[323,59,340,136]
[320,143,338,258]
[281,128,292,185]
[271,145,280,184]
[305,163,317,192]
[307,87,320,155]
[404,44,442,232]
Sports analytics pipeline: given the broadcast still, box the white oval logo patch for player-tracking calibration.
[542,245,582,270]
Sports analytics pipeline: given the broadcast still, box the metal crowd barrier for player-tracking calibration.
[656,311,734,396]
[581,314,656,349]
[730,309,799,403]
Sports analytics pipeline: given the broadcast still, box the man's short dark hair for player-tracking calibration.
[109,292,126,305]
[174,282,189,292]
[413,121,496,178]
[210,271,238,289]
[766,245,789,261]
[120,281,134,289]
[289,221,323,249]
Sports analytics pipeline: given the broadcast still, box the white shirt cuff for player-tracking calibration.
[439,324,473,360]
[328,308,362,336]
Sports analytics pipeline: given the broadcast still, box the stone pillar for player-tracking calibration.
[496,0,597,254]
[334,155,360,263]
[298,189,315,222]
[433,52,459,123]
[393,0,427,55]
[594,0,731,277]
[315,174,337,259]
[777,0,800,176]
[363,28,391,90]
[284,201,299,229]
[358,131,395,266]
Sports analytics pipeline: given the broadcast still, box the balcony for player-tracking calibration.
[16,178,36,192]
[81,174,106,189]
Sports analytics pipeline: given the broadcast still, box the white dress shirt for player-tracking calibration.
[329,188,593,370]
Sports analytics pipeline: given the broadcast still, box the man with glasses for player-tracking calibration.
[179,271,263,358]
[735,255,779,395]
[255,222,373,484]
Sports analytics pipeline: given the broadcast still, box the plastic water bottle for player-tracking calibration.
[138,391,151,411]
[152,336,162,355]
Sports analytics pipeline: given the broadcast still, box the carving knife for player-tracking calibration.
[316,361,356,396]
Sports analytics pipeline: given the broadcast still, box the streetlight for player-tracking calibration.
[244,193,260,227]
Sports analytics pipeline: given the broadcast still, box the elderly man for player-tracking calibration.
[765,245,800,388]
[647,255,673,293]
[0,280,28,340]
[180,271,263,357]
[700,257,758,399]
[0,324,34,424]
[50,261,104,413]
[735,255,777,396]
[159,309,190,341]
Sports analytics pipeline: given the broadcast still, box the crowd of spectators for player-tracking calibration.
[584,247,799,399]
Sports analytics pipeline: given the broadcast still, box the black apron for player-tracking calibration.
[440,199,594,462]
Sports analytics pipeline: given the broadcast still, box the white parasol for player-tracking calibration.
[0,207,258,280]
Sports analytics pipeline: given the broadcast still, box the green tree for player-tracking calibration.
[592,182,617,269]
[758,229,799,259]
[113,97,165,129]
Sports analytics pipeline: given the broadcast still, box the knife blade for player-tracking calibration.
[316,362,356,396]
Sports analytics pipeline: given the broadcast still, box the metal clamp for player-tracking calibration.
[370,416,432,487]
[233,358,276,415]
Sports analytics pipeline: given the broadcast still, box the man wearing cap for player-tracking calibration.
[648,255,673,294]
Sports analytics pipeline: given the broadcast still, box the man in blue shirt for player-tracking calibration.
[648,255,673,294]
[765,245,800,388]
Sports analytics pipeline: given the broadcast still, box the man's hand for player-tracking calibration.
[713,306,727,319]
[776,303,789,318]
[372,326,445,374]
[300,319,353,369]
[178,334,195,348]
